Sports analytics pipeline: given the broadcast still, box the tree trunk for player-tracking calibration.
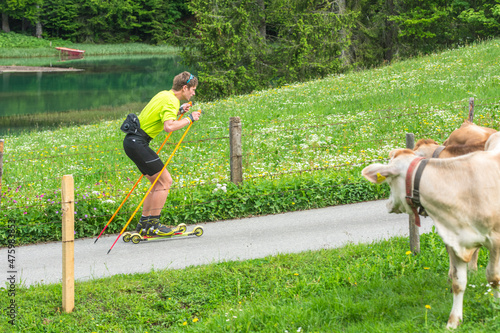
[384,0,395,62]
[2,13,10,33]
[256,0,266,39]
[334,0,349,66]
[35,5,42,38]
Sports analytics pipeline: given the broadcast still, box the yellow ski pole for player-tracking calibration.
[107,117,196,254]
[95,103,191,243]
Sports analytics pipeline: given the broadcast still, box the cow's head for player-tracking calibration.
[362,148,416,214]
[413,139,440,158]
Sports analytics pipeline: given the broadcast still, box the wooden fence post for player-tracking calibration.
[468,97,474,122]
[406,133,420,254]
[229,117,243,185]
[0,139,4,208]
[61,175,75,313]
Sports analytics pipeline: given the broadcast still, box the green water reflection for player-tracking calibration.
[0,55,190,118]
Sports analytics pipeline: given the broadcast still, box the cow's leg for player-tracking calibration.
[447,249,468,329]
[446,245,454,282]
[468,248,479,271]
[485,247,500,299]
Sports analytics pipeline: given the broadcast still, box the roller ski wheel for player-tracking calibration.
[193,226,204,237]
[175,223,187,233]
[122,232,132,243]
[131,233,142,244]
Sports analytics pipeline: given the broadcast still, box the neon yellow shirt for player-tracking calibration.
[138,90,179,139]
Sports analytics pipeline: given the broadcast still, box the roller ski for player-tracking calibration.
[122,220,203,244]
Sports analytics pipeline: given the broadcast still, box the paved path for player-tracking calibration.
[2,200,434,287]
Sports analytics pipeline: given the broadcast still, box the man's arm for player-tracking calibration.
[163,111,201,132]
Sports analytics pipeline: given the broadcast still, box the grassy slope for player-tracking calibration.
[1,39,500,332]
[2,38,500,245]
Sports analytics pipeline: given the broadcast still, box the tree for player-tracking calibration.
[1,0,44,35]
[35,3,42,37]
[184,0,354,100]
[2,12,10,32]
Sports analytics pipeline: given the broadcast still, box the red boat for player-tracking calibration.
[55,47,85,60]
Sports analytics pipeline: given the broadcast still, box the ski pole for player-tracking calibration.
[107,116,197,254]
[95,103,191,243]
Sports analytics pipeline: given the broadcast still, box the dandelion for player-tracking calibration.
[425,305,431,327]
[182,321,187,326]
[406,251,412,255]
[193,318,199,323]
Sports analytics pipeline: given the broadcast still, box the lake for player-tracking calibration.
[0,55,191,132]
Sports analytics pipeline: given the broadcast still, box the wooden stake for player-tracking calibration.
[468,97,474,123]
[0,139,4,208]
[406,133,420,254]
[61,175,74,313]
[229,117,243,185]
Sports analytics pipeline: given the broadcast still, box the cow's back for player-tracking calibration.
[443,121,497,146]
[419,151,500,252]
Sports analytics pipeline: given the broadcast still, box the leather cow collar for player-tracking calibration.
[432,146,445,158]
[405,156,429,227]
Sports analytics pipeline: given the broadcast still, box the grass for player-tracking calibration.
[1,38,500,332]
[1,231,498,332]
[0,31,180,60]
[2,38,500,245]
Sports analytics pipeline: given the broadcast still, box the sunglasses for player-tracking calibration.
[187,74,194,84]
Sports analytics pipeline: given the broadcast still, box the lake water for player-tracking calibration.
[0,55,190,118]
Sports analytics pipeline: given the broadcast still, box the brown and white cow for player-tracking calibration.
[362,149,500,329]
[414,135,494,271]
[414,139,487,159]
[443,120,497,146]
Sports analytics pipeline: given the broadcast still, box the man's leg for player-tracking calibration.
[143,169,173,217]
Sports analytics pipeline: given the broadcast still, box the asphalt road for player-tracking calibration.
[2,200,434,287]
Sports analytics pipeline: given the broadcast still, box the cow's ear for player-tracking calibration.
[362,164,398,184]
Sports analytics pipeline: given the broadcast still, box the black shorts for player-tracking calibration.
[123,133,164,176]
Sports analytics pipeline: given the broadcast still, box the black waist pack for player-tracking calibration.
[120,113,140,134]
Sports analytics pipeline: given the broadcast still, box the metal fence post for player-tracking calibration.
[406,133,420,254]
[62,174,75,313]
[229,117,243,185]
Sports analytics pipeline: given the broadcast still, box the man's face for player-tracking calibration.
[183,86,196,101]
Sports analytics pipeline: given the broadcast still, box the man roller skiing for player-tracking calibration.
[123,72,200,237]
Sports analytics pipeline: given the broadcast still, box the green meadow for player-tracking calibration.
[1,38,500,332]
[2,38,500,245]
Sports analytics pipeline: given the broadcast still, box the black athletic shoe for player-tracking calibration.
[135,217,149,235]
[146,219,174,236]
